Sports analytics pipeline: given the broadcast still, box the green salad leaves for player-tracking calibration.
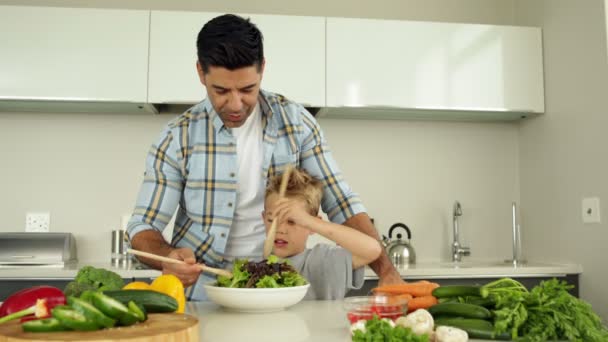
[352,316,429,342]
[217,256,307,288]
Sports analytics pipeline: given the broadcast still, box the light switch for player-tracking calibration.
[582,197,601,223]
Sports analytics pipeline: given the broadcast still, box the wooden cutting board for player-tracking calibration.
[0,313,199,342]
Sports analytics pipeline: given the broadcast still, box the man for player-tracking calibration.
[127,14,402,300]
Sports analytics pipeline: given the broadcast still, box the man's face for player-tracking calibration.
[197,62,264,128]
[262,194,312,258]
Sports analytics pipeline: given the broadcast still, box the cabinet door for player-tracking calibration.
[0,6,149,102]
[149,11,325,107]
[327,17,544,113]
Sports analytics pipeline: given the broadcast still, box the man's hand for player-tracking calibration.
[378,272,406,287]
[161,248,202,287]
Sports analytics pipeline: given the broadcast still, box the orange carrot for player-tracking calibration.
[384,293,413,305]
[372,282,439,297]
[406,295,438,312]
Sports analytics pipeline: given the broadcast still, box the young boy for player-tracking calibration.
[263,168,383,300]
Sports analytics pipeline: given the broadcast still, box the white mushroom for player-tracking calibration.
[395,309,434,335]
[434,325,468,342]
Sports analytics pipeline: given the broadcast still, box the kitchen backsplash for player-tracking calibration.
[0,112,519,263]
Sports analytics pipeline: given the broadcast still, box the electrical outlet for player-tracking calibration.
[582,197,601,223]
[25,212,50,232]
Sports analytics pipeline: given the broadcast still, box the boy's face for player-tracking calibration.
[262,194,312,258]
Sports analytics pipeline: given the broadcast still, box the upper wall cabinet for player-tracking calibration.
[326,18,545,117]
[0,6,149,104]
[148,11,325,107]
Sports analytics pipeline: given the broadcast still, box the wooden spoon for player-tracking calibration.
[263,166,293,258]
[127,248,233,278]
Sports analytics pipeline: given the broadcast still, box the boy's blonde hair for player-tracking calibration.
[265,168,323,215]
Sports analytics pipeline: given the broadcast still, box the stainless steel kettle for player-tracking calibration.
[381,223,416,266]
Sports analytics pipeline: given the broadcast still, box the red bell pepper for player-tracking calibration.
[0,299,49,324]
[0,285,66,323]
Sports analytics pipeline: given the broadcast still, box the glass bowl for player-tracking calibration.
[343,295,408,324]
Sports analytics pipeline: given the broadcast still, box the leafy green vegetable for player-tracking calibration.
[216,256,307,288]
[217,259,250,288]
[481,278,608,342]
[64,266,124,297]
[352,316,429,342]
[482,278,529,339]
[519,279,608,342]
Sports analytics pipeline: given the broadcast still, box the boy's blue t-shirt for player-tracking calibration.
[287,244,365,300]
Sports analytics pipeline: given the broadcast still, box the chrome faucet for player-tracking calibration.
[452,201,470,262]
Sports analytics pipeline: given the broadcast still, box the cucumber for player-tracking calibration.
[432,285,488,298]
[438,296,495,307]
[103,290,178,313]
[435,317,511,340]
[428,302,492,319]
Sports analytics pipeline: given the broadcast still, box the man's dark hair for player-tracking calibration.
[196,14,264,73]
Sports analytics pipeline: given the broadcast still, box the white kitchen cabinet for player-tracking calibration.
[0,6,149,103]
[148,11,325,107]
[326,17,545,117]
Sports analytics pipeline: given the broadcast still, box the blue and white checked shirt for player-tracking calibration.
[126,90,366,300]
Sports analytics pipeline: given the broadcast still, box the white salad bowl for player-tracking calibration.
[203,283,310,313]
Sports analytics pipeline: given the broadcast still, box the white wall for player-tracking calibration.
[0,0,520,264]
[515,0,608,320]
[310,119,520,263]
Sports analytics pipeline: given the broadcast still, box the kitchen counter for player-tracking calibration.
[186,300,492,342]
[0,260,581,280]
[364,261,582,279]
[0,261,161,279]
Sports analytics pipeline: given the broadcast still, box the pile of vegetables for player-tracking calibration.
[351,315,431,342]
[0,266,181,333]
[350,309,469,342]
[217,255,307,288]
[430,277,608,341]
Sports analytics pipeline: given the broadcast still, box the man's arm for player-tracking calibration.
[343,212,405,286]
[126,127,201,287]
[129,230,174,269]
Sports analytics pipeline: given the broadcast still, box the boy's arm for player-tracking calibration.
[301,216,382,269]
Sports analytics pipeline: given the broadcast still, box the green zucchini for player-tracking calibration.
[435,317,511,340]
[432,285,488,298]
[103,290,178,313]
[428,302,492,319]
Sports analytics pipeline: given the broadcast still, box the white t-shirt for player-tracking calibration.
[223,103,265,260]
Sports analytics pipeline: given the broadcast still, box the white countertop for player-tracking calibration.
[0,260,581,280]
[186,300,493,342]
[364,261,582,279]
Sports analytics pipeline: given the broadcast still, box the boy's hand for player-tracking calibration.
[272,198,317,230]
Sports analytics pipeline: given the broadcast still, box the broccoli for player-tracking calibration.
[64,266,125,297]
